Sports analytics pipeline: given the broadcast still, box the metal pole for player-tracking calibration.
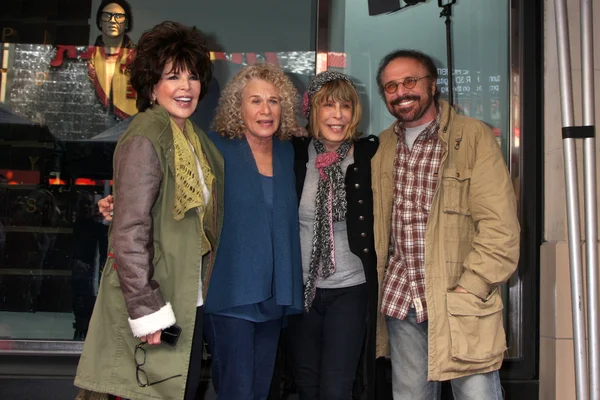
[581,0,599,398]
[439,1,456,107]
[443,7,453,107]
[555,0,589,398]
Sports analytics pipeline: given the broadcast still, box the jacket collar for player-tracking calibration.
[437,99,456,144]
[94,34,135,49]
[144,105,220,182]
[144,106,176,174]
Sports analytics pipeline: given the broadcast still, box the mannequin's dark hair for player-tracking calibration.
[96,0,133,33]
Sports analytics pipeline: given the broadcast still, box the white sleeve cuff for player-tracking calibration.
[128,302,176,338]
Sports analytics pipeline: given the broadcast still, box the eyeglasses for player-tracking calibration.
[384,76,430,94]
[100,12,127,23]
[134,342,182,387]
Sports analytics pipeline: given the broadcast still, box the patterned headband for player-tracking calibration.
[304,71,356,119]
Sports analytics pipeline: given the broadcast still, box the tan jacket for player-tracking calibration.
[372,100,520,381]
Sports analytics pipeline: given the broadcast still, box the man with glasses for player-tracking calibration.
[89,0,137,119]
[371,49,520,399]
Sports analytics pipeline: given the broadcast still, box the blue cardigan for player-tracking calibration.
[203,131,303,316]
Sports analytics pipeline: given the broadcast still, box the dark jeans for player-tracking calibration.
[204,313,282,400]
[288,283,368,400]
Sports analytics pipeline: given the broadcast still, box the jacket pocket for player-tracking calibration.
[446,289,507,363]
[441,166,472,216]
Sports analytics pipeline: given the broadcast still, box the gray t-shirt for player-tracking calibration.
[299,142,366,288]
[404,121,431,150]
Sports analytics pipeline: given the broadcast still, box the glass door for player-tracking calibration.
[315,0,541,392]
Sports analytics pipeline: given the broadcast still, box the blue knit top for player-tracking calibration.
[203,131,304,317]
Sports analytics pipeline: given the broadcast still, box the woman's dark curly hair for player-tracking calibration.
[129,21,213,112]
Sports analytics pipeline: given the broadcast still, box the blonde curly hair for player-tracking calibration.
[212,63,299,139]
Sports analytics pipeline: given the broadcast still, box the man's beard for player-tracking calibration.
[389,94,433,123]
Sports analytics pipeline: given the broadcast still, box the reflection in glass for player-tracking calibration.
[324,0,509,155]
[320,0,520,359]
[92,0,137,120]
[0,138,114,341]
[71,190,108,340]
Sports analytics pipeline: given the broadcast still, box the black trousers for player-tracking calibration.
[184,305,205,400]
[288,283,368,400]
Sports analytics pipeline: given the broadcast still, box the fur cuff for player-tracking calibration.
[128,303,176,338]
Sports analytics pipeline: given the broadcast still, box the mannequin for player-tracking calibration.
[88,0,137,119]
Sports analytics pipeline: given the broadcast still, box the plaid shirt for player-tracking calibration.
[381,110,443,323]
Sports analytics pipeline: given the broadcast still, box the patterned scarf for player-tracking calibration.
[304,139,352,310]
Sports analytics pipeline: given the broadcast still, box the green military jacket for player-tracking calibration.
[74,106,224,400]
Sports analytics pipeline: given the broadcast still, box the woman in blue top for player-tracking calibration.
[203,63,303,399]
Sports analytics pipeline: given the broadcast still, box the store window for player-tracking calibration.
[0,0,316,352]
[323,0,510,154]
[1,0,524,363]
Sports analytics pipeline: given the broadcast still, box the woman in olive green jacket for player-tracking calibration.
[74,22,223,400]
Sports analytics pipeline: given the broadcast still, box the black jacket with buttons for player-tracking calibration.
[292,135,379,400]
